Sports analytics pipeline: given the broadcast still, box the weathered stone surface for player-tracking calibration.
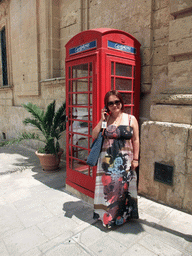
[151,69,168,95]
[153,6,170,29]
[169,16,192,41]
[170,0,192,15]
[153,94,192,105]
[153,45,169,65]
[0,88,13,106]
[141,66,151,84]
[150,104,192,124]
[169,16,192,56]
[183,174,192,213]
[169,37,192,56]
[168,60,192,91]
[187,128,192,146]
[139,121,192,212]
[154,0,169,11]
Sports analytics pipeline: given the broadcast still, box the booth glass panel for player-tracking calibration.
[72,63,89,78]
[72,93,89,106]
[116,78,132,91]
[73,79,89,92]
[66,58,94,183]
[122,93,133,105]
[71,107,89,120]
[89,94,92,105]
[69,81,71,92]
[89,78,92,91]
[72,159,90,175]
[111,77,114,90]
[124,107,132,114]
[116,63,132,77]
[72,136,88,154]
[70,121,89,135]
[68,94,72,105]
[89,62,92,76]
[89,108,92,121]
[111,62,114,75]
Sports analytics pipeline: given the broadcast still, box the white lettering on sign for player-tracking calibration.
[69,40,97,55]
[108,40,136,54]
[75,43,90,53]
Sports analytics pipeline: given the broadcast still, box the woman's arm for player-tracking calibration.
[131,115,139,169]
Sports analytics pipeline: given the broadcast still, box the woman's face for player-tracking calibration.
[107,95,122,115]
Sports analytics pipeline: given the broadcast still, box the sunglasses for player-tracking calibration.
[107,100,121,107]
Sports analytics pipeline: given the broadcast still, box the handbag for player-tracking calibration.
[86,130,105,166]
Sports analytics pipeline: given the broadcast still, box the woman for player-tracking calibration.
[92,90,139,228]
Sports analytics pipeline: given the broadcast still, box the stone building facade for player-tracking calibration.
[0,0,191,213]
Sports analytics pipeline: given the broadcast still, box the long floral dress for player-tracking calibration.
[93,113,138,228]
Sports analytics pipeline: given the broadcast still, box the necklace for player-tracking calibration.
[111,113,123,126]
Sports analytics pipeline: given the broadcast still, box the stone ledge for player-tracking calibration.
[40,77,65,86]
[0,86,13,91]
[170,0,192,15]
[153,93,192,105]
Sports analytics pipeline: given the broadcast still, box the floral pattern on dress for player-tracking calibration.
[94,123,138,228]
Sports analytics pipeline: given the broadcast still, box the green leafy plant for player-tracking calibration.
[0,100,66,155]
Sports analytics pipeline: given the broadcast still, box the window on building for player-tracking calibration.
[1,27,8,86]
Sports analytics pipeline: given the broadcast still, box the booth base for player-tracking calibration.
[66,184,94,205]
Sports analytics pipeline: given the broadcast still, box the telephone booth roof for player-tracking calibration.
[65,28,141,59]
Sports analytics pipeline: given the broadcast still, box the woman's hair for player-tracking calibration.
[104,90,124,112]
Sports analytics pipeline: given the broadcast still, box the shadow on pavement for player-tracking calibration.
[0,145,40,173]
[31,164,66,190]
[138,219,192,242]
[63,200,144,234]
[0,145,67,191]
[63,199,192,240]
[63,200,94,223]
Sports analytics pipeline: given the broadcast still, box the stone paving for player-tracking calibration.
[0,145,192,255]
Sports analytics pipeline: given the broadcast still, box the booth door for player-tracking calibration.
[66,56,96,197]
[106,56,139,120]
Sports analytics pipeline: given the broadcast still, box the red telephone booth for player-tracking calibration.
[65,28,141,198]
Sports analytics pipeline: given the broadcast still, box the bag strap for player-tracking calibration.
[102,128,105,136]
[128,114,132,126]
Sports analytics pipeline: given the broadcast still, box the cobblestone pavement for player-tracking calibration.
[0,145,192,255]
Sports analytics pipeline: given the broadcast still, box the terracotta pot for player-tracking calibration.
[35,149,64,171]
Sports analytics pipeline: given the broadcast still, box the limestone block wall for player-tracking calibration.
[139,121,192,213]
[0,0,65,143]
[10,0,39,99]
[139,0,192,213]
[0,77,66,151]
[60,0,81,77]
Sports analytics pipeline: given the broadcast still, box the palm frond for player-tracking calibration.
[0,132,45,147]
[52,102,66,135]
[23,118,43,133]
[23,103,44,124]
[43,100,56,135]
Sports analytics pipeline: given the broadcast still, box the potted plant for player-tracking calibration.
[1,100,66,171]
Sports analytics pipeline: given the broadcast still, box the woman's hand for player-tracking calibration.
[131,159,139,170]
[101,107,107,121]
[92,107,108,139]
